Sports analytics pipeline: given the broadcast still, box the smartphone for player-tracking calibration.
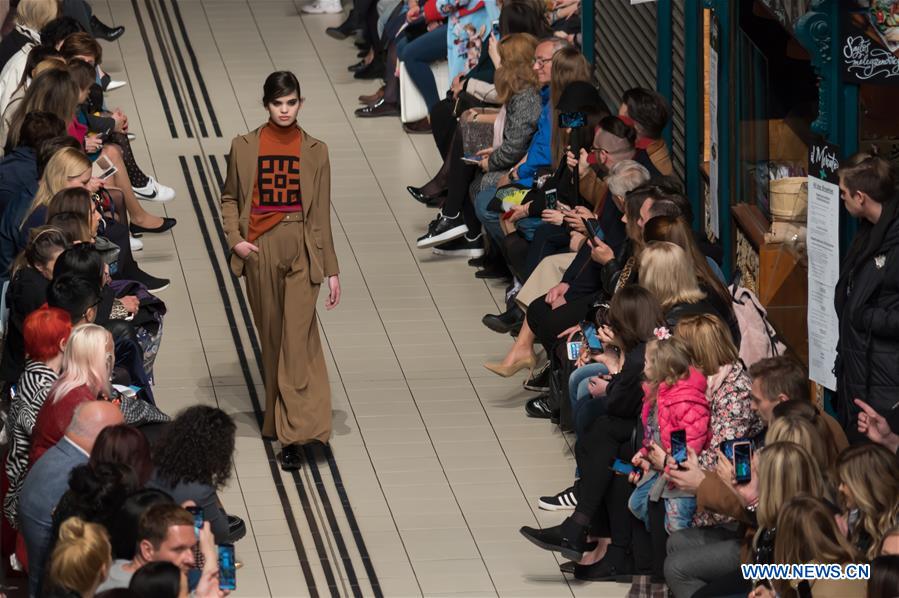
[218,544,236,591]
[461,155,481,165]
[185,506,204,538]
[558,111,586,128]
[92,154,117,180]
[719,438,752,461]
[733,441,752,484]
[609,458,639,476]
[670,429,687,465]
[566,341,582,361]
[544,188,558,210]
[491,19,500,38]
[580,321,603,354]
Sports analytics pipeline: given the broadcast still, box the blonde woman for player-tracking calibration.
[44,517,112,598]
[836,444,899,560]
[0,0,59,114]
[761,495,866,598]
[30,324,114,464]
[639,241,730,328]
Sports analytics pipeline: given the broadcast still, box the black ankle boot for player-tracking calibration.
[91,16,125,41]
[481,304,524,334]
[520,517,595,561]
[574,545,633,582]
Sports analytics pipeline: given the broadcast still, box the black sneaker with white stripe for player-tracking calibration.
[432,233,484,258]
[524,362,550,392]
[538,485,578,511]
[417,211,468,248]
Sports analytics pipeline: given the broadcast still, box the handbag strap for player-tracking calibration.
[614,256,635,294]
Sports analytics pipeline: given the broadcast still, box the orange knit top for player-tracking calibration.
[248,123,302,242]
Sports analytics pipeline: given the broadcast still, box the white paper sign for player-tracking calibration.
[806,172,840,390]
[708,46,720,239]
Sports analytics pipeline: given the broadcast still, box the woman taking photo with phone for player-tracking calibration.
[221,70,340,471]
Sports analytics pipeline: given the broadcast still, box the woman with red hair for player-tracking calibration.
[1,305,71,557]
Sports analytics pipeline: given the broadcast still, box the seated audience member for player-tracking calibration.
[128,561,183,598]
[60,0,125,41]
[43,517,112,598]
[149,406,244,545]
[618,87,673,176]
[97,503,203,592]
[0,226,69,383]
[110,489,174,563]
[0,110,64,217]
[19,400,123,595]
[769,495,866,598]
[748,356,847,448]
[46,272,102,326]
[835,154,899,439]
[836,444,899,560]
[868,555,899,598]
[30,323,115,463]
[0,0,58,102]
[91,424,154,487]
[3,306,71,528]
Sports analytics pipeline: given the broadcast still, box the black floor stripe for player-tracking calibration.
[143,0,193,137]
[302,446,363,598]
[321,446,384,598]
[130,0,177,137]
[169,0,222,137]
[179,155,318,597]
[208,156,373,596]
[156,0,209,137]
[291,468,342,598]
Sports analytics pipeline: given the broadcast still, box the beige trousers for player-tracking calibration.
[244,219,331,445]
[515,253,576,309]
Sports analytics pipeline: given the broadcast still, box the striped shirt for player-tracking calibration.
[3,360,57,527]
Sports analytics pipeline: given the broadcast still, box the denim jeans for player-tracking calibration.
[397,24,448,112]
[515,216,542,242]
[474,186,501,242]
[628,471,697,534]
[568,362,609,437]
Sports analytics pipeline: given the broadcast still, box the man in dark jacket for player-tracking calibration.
[835,154,899,440]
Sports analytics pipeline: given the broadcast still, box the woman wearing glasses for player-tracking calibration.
[221,71,340,471]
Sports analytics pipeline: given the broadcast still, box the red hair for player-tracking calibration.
[24,306,72,362]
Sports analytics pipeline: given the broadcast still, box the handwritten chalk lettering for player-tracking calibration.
[843,36,899,80]
[810,145,839,173]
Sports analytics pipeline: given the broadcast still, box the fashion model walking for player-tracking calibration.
[220,71,341,470]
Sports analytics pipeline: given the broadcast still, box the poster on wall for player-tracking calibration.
[708,15,720,239]
[842,1,899,84]
[806,141,841,391]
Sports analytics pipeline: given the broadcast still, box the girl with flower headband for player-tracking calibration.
[626,330,710,595]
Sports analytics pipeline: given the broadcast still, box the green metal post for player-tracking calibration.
[582,0,595,64]
[684,0,702,231]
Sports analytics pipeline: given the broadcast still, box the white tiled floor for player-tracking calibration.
[98,0,631,595]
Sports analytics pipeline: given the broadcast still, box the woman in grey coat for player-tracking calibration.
[415,33,543,251]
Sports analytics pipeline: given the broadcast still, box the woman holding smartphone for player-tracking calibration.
[221,71,340,471]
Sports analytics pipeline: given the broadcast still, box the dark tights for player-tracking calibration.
[108,135,150,189]
[441,132,480,232]
[632,500,667,581]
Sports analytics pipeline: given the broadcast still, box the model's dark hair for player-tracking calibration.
[263,71,301,105]
[154,406,236,490]
[622,87,670,139]
[129,561,181,598]
[91,425,154,487]
[111,489,174,560]
[40,16,87,49]
[53,243,104,287]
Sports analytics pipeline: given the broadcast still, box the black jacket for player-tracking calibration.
[604,342,648,418]
[835,204,899,422]
[0,267,49,383]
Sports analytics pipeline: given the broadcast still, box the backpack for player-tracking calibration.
[729,272,786,367]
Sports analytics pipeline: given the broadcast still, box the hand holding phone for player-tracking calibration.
[732,441,752,484]
[580,321,603,354]
[544,188,558,211]
[610,458,640,476]
[218,544,237,591]
[669,430,687,467]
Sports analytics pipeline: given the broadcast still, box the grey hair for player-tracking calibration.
[607,160,651,198]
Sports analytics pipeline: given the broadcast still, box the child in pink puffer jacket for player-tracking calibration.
[630,329,711,533]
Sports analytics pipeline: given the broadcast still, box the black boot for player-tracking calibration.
[354,56,385,80]
[520,517,595,561]
[91,16,125,41]
[574,545,633,582]
[481,304,524,334]
[326,13,357,40]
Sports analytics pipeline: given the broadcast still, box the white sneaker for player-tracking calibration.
[130,235,143,251]
[106,80,127,91]
[127,132,136,141]
[302,0,342,13]
[133,176,175,202]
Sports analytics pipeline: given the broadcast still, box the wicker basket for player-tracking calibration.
[769,177,808,222]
